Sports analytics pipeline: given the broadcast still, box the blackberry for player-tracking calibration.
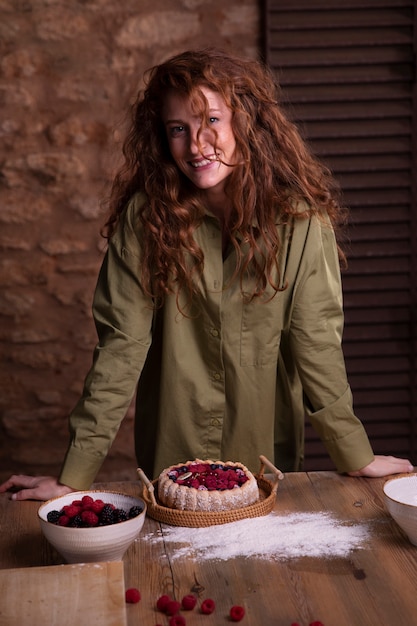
[99,504,116,525]
[47,510,62,524]
[113,508,128,523]
[128,505,143,518]
[69,514,83,528]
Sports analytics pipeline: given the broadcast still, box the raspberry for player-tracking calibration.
[125,588,141,603]
[169,616,186,626]
[57,515,70,526]
[63,504,82,518]
[81,495,94,507]
[310,622,325,626]
[230,605,245,621]
[88,499,106,514]
[165,600,181,616]
[81,510,99,527]
[200,598,215,614]
[205,476,217,490]
[181,595,197,610]
[156,595,172,611]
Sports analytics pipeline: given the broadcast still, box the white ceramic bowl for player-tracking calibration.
[383,474,417,546]
[38,490,146,563]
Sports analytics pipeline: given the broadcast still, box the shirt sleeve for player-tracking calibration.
[288,215,374,473]
[59,197,154,489]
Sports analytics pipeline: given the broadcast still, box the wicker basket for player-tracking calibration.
[137,455,284,527]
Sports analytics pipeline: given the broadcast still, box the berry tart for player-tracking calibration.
[157,459,259,512]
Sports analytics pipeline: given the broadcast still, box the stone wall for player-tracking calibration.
[0,0,261,483]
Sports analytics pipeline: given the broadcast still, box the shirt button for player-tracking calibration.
[210,328,219,337]
[210,418,221,427]
[213,372,221,380]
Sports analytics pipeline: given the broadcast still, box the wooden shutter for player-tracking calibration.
[263,0,417,469]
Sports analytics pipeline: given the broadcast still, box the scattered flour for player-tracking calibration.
[142,511,370,561]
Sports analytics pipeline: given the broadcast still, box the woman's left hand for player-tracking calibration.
[347,455,414,478]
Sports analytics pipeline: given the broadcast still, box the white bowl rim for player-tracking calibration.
[38,489,146,525]
[383,474,417,509]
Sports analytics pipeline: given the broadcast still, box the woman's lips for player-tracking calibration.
[189,155,218,168]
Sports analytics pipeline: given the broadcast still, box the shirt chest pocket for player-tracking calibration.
[240,293,283,367]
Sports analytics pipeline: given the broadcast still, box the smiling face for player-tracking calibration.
[162,86,237,206]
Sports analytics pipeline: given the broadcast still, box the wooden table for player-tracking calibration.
[1,472,417,626]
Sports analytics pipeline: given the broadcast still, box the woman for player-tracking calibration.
[1,48,412,501]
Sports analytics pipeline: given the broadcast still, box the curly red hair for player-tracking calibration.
[103,48,345,305]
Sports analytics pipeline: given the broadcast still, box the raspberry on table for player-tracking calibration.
[165,600,181,616]
[181,594,197,610]
[156,595,171,612]
[200,598,215,614]
[230,605,245,621]
[125,588,141,603]
[169,616,186,626]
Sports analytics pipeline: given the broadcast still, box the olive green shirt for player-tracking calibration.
[60,193,374,489]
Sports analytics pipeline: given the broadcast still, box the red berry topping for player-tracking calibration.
[57,515,70,526]
[169,616,186,626]
[156,595,171,611]
[181,594,197,610]
[165,600,181,616]
[125,588,141,603]
[230,605,245,621]
[81,495,94,507]
[200,598,215,614]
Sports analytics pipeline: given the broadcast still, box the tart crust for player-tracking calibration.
[157,459,259,512]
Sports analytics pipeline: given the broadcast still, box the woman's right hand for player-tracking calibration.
[0,475,76,501]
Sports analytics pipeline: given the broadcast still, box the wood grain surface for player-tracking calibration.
[1,472,417,626]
